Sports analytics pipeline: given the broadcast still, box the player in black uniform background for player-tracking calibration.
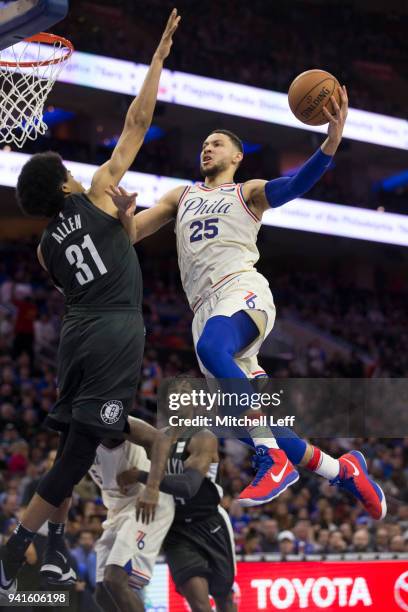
[0,10,180,598]
[118,426,237,612]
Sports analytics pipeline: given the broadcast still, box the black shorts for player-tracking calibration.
[163,510,235,598]
[44,307,144,438]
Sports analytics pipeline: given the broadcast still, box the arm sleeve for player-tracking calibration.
[265,148,333,208]
[137,467,204,500]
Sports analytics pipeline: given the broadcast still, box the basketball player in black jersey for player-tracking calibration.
[118,426,237,612]
[0,10,180,599]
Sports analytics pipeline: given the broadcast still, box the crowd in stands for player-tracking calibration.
[0,239,407,610]
[55,0,407,118]
[9,1,405,217]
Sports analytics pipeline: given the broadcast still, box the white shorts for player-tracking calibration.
[192,271,276,378]
[95,492,174,589]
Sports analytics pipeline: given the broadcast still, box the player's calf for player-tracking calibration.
[179,576,213,612]
[214,591,237,612]
[103,565,144,612]
[95,582,119,612]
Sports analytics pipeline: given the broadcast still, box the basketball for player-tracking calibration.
[288,69,342,126]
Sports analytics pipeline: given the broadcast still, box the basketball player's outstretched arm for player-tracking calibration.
[122,417,180,523]
[107,185,183,243]
[87,10,180,213]
[243,85,348,217]
[118,431,218,501]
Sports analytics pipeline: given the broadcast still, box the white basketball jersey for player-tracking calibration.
[88,441,150,514]
[176,182,261,310]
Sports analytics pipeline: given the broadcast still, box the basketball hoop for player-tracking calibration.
[0,32,74,148]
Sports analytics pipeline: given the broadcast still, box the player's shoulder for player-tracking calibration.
[157,184,190,212]
[188,428,217,450]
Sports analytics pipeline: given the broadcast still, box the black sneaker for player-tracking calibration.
[0,547,20,600]
[40,546,77,585]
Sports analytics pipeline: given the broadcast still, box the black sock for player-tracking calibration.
[48,522,66,549]
[6,523,35,561]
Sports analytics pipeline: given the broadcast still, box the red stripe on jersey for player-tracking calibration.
[236,184,260,222]
[178,186,191,208]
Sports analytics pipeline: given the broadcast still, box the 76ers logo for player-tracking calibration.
[395,571,408,610]
[244,291,257,309]
[136,530,146,550]
[100,400,123,424]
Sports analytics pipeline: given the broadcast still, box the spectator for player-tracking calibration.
[351,529,372,553]
[0,492,19,532]
[278,531,296,556]
[327,530,347,554]
[293,519,316,554]
[374,526,389,553]
[12,294,38,362]
[241,528,262,555]
[390,535,406,553]
[260,519,279,553]
[71,529,97,591]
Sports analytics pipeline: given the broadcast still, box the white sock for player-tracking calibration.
[314,452,340,480]
[249,432,279,449]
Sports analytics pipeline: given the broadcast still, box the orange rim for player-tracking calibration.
[0,32,74,68]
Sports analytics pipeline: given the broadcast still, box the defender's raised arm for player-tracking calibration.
[89,10,180,206]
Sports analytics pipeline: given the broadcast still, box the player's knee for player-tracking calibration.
[37,428,99,506]
[197,318,234,371]
[103,565,128,594]
[196,333,217,367]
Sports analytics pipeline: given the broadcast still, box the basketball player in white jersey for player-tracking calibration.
[117,426,237,612]
[107,86,387,520]
[88,416,175,612]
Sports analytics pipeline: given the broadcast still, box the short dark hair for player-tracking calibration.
[209,129,244,153]
[16,151,68,218]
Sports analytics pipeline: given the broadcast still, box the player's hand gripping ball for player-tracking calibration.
[288,69,342,125]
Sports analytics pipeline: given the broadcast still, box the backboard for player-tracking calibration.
[0,0,68,50]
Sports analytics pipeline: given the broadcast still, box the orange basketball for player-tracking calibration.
[288,69,342,126]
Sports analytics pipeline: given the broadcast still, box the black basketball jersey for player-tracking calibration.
[167,431,222,521]
[40,193,142,308]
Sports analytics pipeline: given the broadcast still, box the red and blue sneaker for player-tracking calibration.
[238,447,299,507]
[330,450,387,520]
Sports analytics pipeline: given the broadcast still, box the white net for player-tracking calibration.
[0,36,72,148]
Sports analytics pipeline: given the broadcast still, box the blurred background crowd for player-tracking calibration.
[0,239,407,610]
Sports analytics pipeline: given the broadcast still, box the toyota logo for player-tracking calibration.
[395,571,408,611]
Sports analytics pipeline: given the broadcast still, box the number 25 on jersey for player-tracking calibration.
[190,218,219,242]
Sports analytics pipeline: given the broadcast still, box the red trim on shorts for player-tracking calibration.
[132,568,150,578]
[237,184,261,222]
[192,273,241,313]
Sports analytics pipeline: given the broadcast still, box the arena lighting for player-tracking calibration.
[1,46,407,150]
[2,150,408,247]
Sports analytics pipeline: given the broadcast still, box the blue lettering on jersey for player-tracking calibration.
[180,196,233,221]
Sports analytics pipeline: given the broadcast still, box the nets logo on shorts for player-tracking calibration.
[100,400,123,424]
